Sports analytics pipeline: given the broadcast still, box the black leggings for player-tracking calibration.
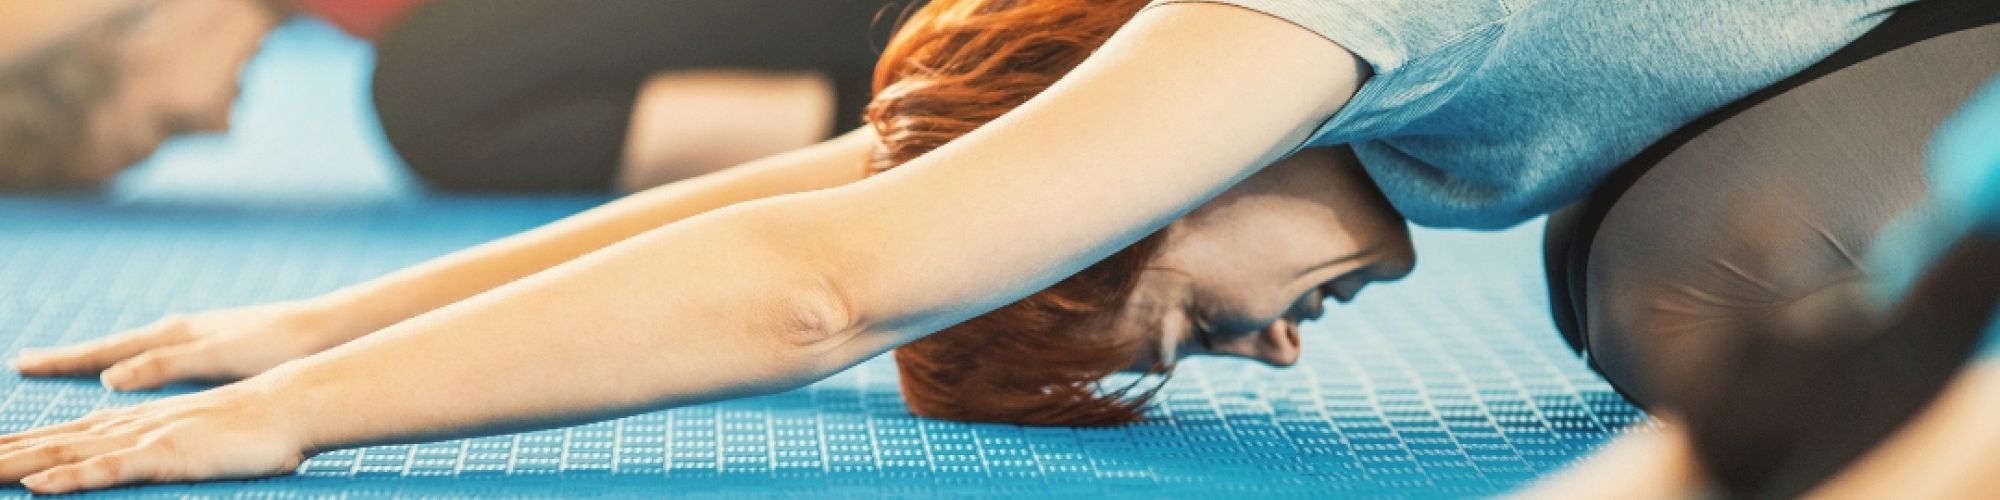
[371,0,910,192]
[1543,0,2000,494]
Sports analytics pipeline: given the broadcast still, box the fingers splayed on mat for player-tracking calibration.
[0,384,309,494]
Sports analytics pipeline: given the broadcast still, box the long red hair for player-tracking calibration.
[867,0,1162,425]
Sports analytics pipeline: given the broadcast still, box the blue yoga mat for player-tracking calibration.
[0,20,1643,498]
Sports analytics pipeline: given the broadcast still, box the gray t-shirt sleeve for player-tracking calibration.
[1146,0,1514,73]
[1142,0,1520,143]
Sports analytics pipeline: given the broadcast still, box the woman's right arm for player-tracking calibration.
[11,128,876,389]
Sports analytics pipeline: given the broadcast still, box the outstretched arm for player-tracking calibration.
[0,3,1366,493]
[12,128,876,389]
[316,128,877,342]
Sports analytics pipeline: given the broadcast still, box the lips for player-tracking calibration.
[1301,293,1327,322]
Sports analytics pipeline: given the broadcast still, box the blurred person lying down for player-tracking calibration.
[0,0,909,193]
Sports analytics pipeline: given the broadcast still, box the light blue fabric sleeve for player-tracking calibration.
[1143,0,1521,144]
[1144,0,1520,74]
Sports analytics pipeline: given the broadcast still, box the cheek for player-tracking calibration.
[1193,280,1291,333]
[1185,240,1344,328]
[1189,227,1343,286]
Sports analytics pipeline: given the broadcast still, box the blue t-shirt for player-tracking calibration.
[1151,0,1909,228]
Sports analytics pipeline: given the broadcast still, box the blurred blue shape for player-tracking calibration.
[1931,77,2000,236]
[1931,76,2000,359]
[1865,75,2000,360]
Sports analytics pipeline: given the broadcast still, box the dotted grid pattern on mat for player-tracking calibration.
[0,19,1643,499]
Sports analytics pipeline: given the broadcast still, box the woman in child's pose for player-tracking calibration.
[8,0,1997,496]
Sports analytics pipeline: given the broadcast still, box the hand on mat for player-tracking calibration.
[11,301,354,391]
[0,383,307,494]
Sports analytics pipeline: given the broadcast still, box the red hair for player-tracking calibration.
[866,0,1164,425]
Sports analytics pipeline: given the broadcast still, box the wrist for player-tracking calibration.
[242,359,346,456]
[224,364,334,457]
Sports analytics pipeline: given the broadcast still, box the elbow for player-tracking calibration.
[731,204,872,380]
[745,267,870,390]
[692,186,906,391]
[771,265,860,353]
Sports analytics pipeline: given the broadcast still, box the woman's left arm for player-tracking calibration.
[0,3,1368,493]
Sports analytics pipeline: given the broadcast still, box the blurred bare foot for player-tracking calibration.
[1810,361,2000,499]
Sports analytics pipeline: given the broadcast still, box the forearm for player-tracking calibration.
[260,193,861,451]
[312,129,873,340]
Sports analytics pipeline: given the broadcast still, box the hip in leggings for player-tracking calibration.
[370,0,910,192]
[1542,0,2000,494]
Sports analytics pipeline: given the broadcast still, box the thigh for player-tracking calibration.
[1582,25,2000,495]
[1583,25,2000,406]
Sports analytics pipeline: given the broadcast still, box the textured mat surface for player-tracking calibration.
[0,21,1646,498]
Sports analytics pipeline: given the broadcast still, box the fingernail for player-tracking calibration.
[99,370,125,390]
[20,472,48,490]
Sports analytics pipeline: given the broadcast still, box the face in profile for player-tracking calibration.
[1110,147,1417,371]
[875,0,1412,425]
[72,0,280,182]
